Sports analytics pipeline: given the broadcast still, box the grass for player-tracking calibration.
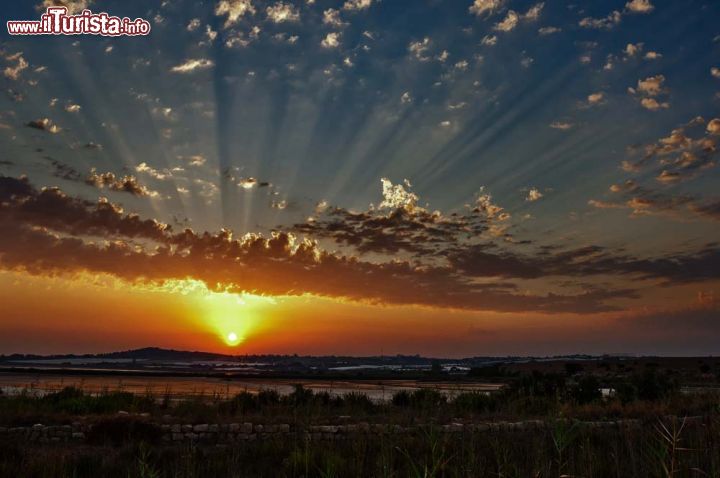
[0,369,719,477]
[1,418,719,477]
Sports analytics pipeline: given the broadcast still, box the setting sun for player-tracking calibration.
[226,332,239,345]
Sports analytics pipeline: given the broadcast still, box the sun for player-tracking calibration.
[226,331,239,345]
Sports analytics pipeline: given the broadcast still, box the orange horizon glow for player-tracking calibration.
[0,270,717,357]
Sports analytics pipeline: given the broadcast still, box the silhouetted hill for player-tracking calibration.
[100,347,228,361]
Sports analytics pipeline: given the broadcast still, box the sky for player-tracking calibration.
[0,0,719,357]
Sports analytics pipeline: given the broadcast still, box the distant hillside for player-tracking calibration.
[99,347,230,361]
[0,347,625,364]
[0,347,233,362]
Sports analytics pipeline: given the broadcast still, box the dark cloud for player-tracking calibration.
[45,157,84,182]
[291,179,504,257]
[0,176,169,241]
[0,175,641,314]
[590,186,720,222]
[291,179,720,286]
[293,207,487,255]
[85,169,157,197]
[450,240,720,285]
[591,116,720,222]
[26,118,61,134]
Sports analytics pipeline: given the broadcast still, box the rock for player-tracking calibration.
[208,424,219,433]
[241,423,253,434]
[172,433,184,441]
[181,425,193,433]
[170,424,181,433]
[229,423,240,433]
[278,424,290,433]
[71,432,85,440]
[193,424,209,433]
[117,411,129,416]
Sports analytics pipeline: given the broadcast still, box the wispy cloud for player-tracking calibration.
[170,58,215,73]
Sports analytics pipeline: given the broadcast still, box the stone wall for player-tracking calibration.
[0,416,704,445]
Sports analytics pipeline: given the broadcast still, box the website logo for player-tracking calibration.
[7,7,151,36]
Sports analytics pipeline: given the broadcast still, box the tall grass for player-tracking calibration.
[1,417,719,477]
[1,372,719,476]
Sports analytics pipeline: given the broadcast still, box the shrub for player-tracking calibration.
[507,371,566,399]
[614,382,638,405]
[409,389,446,408]
[87,418,163,446]
[568,375,601,405]
[392,390,411,407]
[342,392,375,413]
[257,389,280,406]
[635,369,677,401]
[220,391,257,415]
[286,384,314,406]
[451,392,494,413]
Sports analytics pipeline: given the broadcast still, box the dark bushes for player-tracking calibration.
[87,418,163,446]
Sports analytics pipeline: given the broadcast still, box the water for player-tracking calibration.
[0,373,502,402]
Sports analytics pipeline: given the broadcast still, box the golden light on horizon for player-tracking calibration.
[152,279,276,348]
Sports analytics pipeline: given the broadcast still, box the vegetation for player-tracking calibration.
[1,368,719,477]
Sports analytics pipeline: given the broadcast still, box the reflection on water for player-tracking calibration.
[0,374,502,402]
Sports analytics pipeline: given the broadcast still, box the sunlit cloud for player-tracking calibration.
[266,2,300,23]
[469,0,506,17]
[215,0,256,29]
[2,52,28,81]
[169,58,215,73]
[321,32,341,49]
[625,0,654,14]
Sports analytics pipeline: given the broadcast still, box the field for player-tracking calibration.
[1,359,720,477]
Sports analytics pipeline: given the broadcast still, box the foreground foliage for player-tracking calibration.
[1,368,719,477]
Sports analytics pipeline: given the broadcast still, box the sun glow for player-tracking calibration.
[153,280,275,348]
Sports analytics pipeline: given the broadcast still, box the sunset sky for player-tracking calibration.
[0,0,719,356]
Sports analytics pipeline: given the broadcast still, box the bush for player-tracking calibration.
[285,384,314,406]
[220,391,257,415]
[39,387,152,415]
[635,369,677,401]
[342,392,375,413]
[409,389,446,408]
[257,389,280,406]
[614,382,638,405]
[451,392,494,413]
[87,418,163,446]
[392,390,411,407]
[507,371,566,399]
[568,376,601,405]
